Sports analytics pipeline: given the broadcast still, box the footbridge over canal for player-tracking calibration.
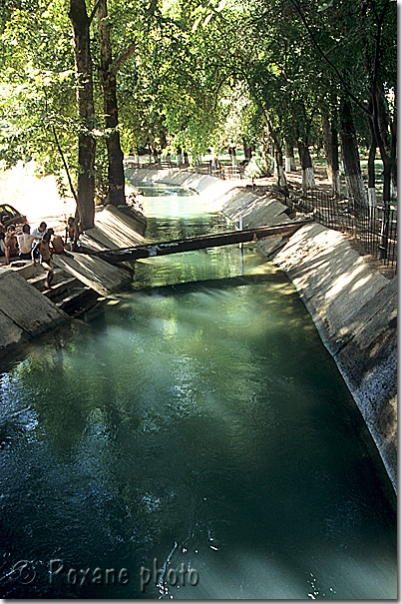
[94,221,310,265]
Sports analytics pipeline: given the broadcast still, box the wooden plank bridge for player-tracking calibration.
[94,221,310,265]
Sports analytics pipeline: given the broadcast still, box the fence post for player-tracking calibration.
[379,205,390,260]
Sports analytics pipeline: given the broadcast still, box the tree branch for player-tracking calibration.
[89,0,101,25]
[111,40,137,74]
[289,0,370,116]
[371,0,389,95]
[43,87,78,203]
[52,124,79,204]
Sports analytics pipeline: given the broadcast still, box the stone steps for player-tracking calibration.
[43,276,80,304]
[56,285,100,316]
[11,261,102,318]
[28,267,67,290]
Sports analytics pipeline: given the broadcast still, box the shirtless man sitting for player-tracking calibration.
[47,228,64,254]
[4,225,19,265]
[17,223,40,261]
[48,228,73,257]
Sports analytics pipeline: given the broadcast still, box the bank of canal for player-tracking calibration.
[0,184,397,599]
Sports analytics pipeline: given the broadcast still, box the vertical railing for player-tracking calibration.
[283,189,397,273]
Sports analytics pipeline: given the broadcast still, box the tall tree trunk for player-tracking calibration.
[285,142,296,172]
[160,130,167,150]
[371,82,396,260]
[330,125,340,196]
[260,139,271,176]
[274,148,286,187]
[367,112,377,208]
[69,0,96,230]
[321,113,332,180]
[97,0,125,207]
[339,96,367,212]
[297,140,315,194]
[243,138,253,161]
[372,83,397,208]
[176,146,183,166]
[322,110,342,197]
[229,146,236,166]
[266,120,286,187]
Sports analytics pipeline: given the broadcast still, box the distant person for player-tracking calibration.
[35,231,54,288]
[17,223,38,261]
[66,216,77,244]
[4,225,18,264]
[211,157,221,170]
[32,221,47,259]
[32,221,47,238]
[66,217,81,251]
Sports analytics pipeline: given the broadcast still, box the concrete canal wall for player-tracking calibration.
[0,205,145,357]
[0,267,68,353]
[129,169,397,492]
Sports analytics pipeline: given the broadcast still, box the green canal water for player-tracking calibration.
[0,184,397,599]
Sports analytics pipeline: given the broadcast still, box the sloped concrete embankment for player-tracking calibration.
[0,268,68,353]
[222,181,398,494]
[128,169,397,492]
[267,225,397,493]
[125,167,243,206]
[0,205,146,356]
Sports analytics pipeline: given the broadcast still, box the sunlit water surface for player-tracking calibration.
[0,184,396,599]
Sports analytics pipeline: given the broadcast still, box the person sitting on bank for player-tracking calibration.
[32,221,47,238]
[66,217,81,251]
[34,231,54,289]
[32,221,47,259]
[48,228,73,257]
[17,223,39,262]
[47,228,63,254]
[4,225,19,265]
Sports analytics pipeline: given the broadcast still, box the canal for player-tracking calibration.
[0,184,397,599]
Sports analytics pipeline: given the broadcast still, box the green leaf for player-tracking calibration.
[318,0,334,11]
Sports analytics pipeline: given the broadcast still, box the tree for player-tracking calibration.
[69,0,96,230]
[287,0,397,209]
[0,0,96,228]
[97,0,126,207]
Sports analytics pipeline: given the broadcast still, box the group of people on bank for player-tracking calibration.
[1,217,80,289]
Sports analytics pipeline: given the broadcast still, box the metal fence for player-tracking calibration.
[281,188,397,273]
[125,158,179,170]
[124,158,245,180]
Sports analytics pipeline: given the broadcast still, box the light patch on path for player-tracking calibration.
[0,162,75,232]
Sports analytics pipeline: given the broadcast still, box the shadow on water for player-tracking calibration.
[133,268,288,294]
